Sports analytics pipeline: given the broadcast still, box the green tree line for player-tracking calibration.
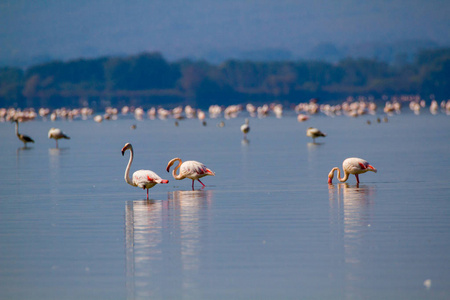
[1,49,449,109]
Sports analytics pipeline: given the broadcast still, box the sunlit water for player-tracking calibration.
[0,112,449,299]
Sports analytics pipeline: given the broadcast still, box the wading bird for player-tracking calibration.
[328,157,377,184]
[121,143,168,199]
[166,158,215,190]
[48,128,70,148]
[240,118,250,138]
[306,127,326,143]
[13,120,34,147]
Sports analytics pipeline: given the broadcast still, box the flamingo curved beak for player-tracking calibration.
[121,149,125,156]
[368,165,377,173]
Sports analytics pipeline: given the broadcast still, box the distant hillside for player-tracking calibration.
[305,39,442,64]
[1,47,449,109]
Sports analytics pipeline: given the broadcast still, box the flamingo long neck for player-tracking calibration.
[172,158,184,180]
[333,167,349,182]
[124,147,134,186]
[14,122,19,137]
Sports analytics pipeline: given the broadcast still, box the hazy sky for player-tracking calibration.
[1,0,449,63]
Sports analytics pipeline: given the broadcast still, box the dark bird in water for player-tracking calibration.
[48,127,70,148]
[13,120,34,147]
[306,127,326,143]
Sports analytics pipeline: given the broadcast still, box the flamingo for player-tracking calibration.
[166,158,215,190]
[240,118,250,138]
[13,120,34,147]
[121,143,169,199]
[328,157,377,184]
[306,127,326,143]
[48,128,70,148]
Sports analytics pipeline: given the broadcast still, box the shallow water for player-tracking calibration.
[1,112,449,299]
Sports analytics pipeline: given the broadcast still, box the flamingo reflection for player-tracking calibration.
[328,183,375,298]
[125,190,213,299]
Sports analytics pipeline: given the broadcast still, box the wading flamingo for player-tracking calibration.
[13,120,34,147]
[306,127,326,143]
[122,143,168,199]
[166,158,215,190]
[48,128,70,148]
[328,157,377,184]
[240,118,250,138]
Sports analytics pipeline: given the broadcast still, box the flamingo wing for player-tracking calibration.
[241,124,250,133]
[133,170,160,189]
[181,161,212,179]
[48,128,70,139]
[344,157,371,174]
[21,134,34,143]
[307,127,326,137]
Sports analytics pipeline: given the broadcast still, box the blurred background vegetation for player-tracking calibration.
[1,48,449,109]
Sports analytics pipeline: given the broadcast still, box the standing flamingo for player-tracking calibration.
[166,158,215,190]
[306,127,326,143]
[48,128,70,148]
[122,143,168,199]
[328,157,377,184]
[240,118,250,138]
[13,120,34,147]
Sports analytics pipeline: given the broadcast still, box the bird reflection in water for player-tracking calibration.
[125,190,213,299]
[48,147,69,195]
[328,183,375,298]
[307,141,324,148]
[16,146,33,155]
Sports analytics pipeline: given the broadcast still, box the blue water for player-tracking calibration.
[0,112,449,299]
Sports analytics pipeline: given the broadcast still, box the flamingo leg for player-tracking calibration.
[355,174,360,184]
[198,179,206,188]
[56,140,58,148]
[146,189,149,200]
[191,180,195,190]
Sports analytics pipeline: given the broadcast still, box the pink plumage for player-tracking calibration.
[328,157,377,184]
[166,158,215,190]
[122,143,168,199]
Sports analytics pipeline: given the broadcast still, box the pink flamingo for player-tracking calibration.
[121,143,168,199]
[166,158,215,190]
[328,157,377,184]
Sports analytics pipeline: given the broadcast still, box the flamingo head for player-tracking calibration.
[166,158,181,172]
[327,170,335,184]
[121,143,132,156]
[206,168,215,176]
[368,165,377,173]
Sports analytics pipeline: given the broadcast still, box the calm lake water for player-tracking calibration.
[0,111,449,299]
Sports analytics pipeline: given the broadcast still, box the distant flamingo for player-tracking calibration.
[328,157,377,184]
[48,128,70,148]
[122,143,168,199]
[166,158,215,190]
[13,120,34,147]
[240,118,250,138]
[306,127,326,143]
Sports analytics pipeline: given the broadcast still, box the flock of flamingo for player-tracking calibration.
[7,94,449,198]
